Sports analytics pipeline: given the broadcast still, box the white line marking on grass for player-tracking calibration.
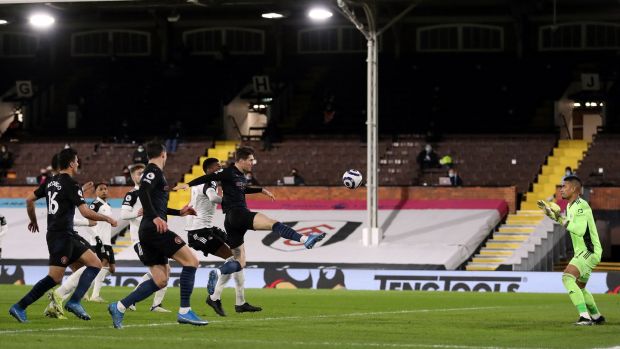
[0,306,501,335]
[7,333,546,349]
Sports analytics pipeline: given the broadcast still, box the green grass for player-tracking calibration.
[0,285,619,349]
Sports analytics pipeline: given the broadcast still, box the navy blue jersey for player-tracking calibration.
[34,173,86,233]
[187,165,262,214]
[139,163,170,221]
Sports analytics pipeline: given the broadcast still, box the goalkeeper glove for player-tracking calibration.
[536,200,564,224]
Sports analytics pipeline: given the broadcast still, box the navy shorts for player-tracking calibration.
[224,208,257,249]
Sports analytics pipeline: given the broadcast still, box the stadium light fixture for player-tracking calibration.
[572,102,581,107]
[600,102,604,107]
[598,167,604,174]
[29,13,55,29]
[308,7,333,21]
[262,12,284,19]
[0,19,8,25]
[585,102,591,107]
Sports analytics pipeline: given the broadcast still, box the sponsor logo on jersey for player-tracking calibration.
[174,236,183,245]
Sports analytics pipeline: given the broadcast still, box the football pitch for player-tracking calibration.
[0,285,618,349]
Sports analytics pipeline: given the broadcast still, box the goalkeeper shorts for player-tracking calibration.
[569,251,601,283]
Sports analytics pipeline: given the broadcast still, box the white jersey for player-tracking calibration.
[88,197,113,246]
[121,186,142,244]
[0,214,7,246]
[185,181,220,231]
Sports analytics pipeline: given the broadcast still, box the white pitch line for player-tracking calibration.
[0,306,501,335]
[8,333,547,349]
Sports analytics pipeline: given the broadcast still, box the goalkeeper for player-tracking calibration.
[537,174,605,325]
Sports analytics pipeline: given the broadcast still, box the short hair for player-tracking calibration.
[51,154,60,171]
[202,157,220,173]
[130,163,145,174]
[563,174,582,186]
[95,182,108,190]
[57,148,78,170]
[145,142,165,160]
[235,146,255,161]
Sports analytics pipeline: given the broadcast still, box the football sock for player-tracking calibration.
[57,266,86,300]
[219,260,242,275]
[152,286,167,307]
[180,266,196,308]
[233,270,246,306]
[562,273,590,318]
[120,279,160,309]
[272,222,303,242]
[211,272,232,300]
[69,266,100,303]
[581,288,601,319]
[91,267,110,298]
[17,275,57,309]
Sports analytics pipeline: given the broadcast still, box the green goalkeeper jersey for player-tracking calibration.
[565,197,602,258]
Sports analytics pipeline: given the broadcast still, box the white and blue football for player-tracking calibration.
[342,169,363,189]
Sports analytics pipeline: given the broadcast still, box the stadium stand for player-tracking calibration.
[4,140,210,186]
[577,133,620,186]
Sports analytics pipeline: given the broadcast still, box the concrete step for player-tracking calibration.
[498,226,535,233]
[465,264,499,271]
[472,257,505,263]
[492,234,529,242]
[480,250,513,257]
[486,242,521,249]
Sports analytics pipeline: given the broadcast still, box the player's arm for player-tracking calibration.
[78,204,117,227]
[167,205,196,217]
[74,217,96,227]
[206,186,222,204]
[247,186,275,201]
[184,169,230,188]
[565,204,590,237]
[26,186,44,233]
[120,192,141,220]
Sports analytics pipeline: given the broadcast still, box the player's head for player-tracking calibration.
[235,146,255,174]
[57,148,79,174]
[145,142,167,167]
[50,153,60,174]
[202,157,221,175]
[95,182,109,199]
[130,163,145,185]
[561,174,582,200]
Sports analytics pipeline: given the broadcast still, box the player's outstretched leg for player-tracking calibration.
[10,275,58,323]
[271,222,326,249]
[582,288,605,325]
[233,270,262,313]
[65,266,100,320]
[562,273,592,325]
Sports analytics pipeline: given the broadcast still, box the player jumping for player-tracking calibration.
[177,146,325,295]
[186,157,261,316]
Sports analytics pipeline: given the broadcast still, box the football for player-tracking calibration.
[342,169,363,189]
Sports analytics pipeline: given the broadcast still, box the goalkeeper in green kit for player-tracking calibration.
[537,174,605,326]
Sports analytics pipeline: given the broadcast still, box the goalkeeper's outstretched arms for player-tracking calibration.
[536,200,565,225]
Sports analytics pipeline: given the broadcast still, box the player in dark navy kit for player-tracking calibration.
[108,143,205,329]
[177,146,326,295]
[9,148,118,323]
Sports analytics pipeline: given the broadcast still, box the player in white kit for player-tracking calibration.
[121,164,170,312]
[87,183,116,302]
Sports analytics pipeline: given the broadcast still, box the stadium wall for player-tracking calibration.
[0,186,518,212]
